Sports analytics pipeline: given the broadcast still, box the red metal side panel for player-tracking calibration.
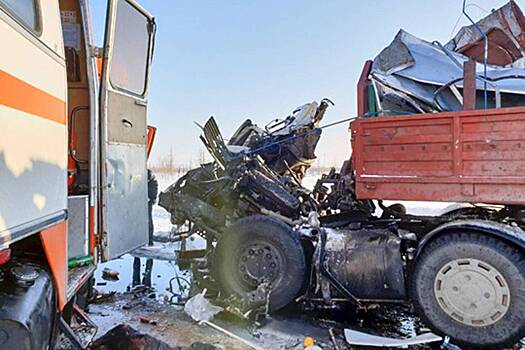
[352,107,525,205]
[357,60,373,117]
[40,222,68,310]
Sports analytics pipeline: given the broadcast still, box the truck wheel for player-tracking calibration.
[213,215,306,311]
[411,233,525,348]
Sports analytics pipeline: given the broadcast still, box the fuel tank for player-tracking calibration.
[0,261,56,350]
[323,227,406,301]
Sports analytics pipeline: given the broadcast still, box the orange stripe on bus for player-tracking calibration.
[0,69,66,125]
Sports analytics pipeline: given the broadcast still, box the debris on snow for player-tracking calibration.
[344,328,442,347]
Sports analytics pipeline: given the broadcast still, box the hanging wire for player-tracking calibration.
[242,115,358,159]
[234,110,417,161]
[450,2,490,40]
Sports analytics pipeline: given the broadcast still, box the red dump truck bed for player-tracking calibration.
[351,107,525,205]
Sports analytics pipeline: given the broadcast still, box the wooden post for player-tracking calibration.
[463,59,476,110]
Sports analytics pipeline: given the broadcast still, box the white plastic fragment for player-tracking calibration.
[184,291,262,350]
[184,290,223,322]
[344,329,442,348]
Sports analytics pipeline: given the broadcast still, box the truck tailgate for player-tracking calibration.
[351,107,525,205]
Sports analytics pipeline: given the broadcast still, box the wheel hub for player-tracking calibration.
[238,243,281,287]
[434,258,510,327]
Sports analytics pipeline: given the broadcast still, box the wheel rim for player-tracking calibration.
[434,258,511,327]
[237,241,283,288]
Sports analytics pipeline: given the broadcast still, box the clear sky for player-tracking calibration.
[90,0,521,168]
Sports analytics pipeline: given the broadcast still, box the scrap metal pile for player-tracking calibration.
[369,1,525,115]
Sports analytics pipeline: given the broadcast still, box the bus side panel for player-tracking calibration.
[0,3,68,245]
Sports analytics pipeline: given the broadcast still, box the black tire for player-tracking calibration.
[411,233,525,349]
[213,215,306,311]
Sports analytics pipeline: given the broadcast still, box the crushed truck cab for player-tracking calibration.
[0,0,155,348]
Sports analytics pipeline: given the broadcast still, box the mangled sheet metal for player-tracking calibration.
[369,1,525,115]
[344,329,442,348]
[446,0,525,67]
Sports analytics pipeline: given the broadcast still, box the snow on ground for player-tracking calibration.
[152,172,182,238]
[94,172,196,300]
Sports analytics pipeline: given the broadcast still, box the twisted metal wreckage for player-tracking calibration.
[371,0,525,115]
[159,2,525,348]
